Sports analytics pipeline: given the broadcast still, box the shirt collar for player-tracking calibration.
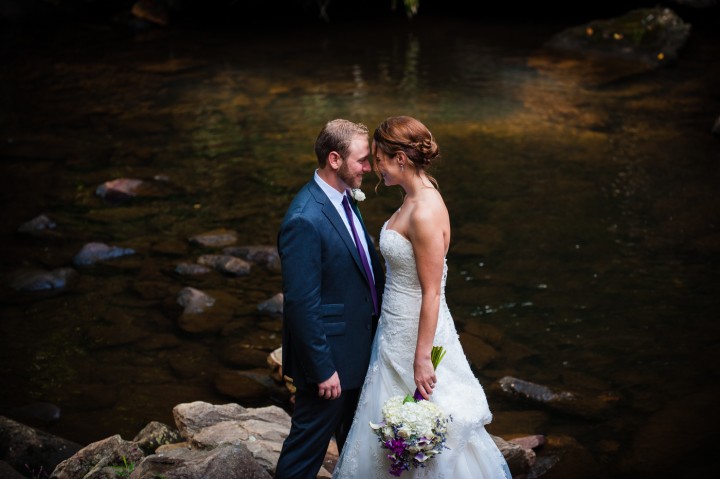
[314,170,348,205]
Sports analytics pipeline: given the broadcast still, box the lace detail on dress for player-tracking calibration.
[333,222,511,479]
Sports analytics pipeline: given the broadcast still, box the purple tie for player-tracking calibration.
[342,193,379,316]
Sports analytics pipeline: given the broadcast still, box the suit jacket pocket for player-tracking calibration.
[319,303,344,317]
[323,321,346,337]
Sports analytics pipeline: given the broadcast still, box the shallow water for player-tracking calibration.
[1,16,719,478]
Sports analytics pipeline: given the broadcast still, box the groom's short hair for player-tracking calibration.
[315,119,368,167]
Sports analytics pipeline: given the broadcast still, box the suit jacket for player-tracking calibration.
[278,178,385,391]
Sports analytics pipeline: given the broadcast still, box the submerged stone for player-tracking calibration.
[18,214,56,233]
[8,267,77,292]
[189,229,239,248]
[73,242,135,266]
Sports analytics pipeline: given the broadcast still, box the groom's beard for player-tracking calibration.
[338,161,362,190]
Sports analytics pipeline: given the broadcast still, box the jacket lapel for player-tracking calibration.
[308,181,366,275]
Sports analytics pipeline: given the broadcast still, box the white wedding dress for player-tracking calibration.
[333,223,511,479]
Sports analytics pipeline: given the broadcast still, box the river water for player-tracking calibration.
[1,15,718,478]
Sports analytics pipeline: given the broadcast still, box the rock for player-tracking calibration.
[220,345,272,369]
[492,435,535,476]
[223,245,281,272]
[174,263,211,275]
[0,415,81,476]
[620,390,716,475]
[172,401,290,476]
[176,287,215,314]
[213,370,271,402]
[18,214,56,232]
[532,435,603,479]
[131,0,169,27]
[498,376,619,417]
[133,421,182,454]
[173,402,248,438]
[51,435,144,479]
[509,434,546,450]
[188,229,238,248]
[129,443,271,479]
[257,292,283,315]
[8,267,77,292]
[713,115,720,136]
[73,242,135,266]
[459,332,497,369]
[197,254,251,276]
[544,8,692,68]
[0,461,25,479]
[96,177,178,202]
[96,178,144,201]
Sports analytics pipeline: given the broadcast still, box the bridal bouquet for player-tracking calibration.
[369,346,451,477]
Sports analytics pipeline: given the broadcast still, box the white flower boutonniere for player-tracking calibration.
[351,189,366,202]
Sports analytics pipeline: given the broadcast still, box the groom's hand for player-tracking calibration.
[318,371,341,400]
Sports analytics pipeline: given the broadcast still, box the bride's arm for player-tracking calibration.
[410,206,446,400]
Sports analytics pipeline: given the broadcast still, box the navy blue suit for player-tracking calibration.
[275,178,384,479]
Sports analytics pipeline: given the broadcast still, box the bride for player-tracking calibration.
[333,116,511,478]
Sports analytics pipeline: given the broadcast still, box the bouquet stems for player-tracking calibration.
[405,345,447,403]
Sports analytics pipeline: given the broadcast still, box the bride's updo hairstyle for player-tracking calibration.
[373,115,440,188]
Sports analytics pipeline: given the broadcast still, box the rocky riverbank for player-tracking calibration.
[1,401,539,479]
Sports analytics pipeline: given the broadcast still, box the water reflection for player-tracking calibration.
[1,18,719,478]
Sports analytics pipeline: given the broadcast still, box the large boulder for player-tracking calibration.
[0,416,81,478]
[129,444,270,479]
[544,8,692,68]
[50,435,143,479]
[132,421,182,454]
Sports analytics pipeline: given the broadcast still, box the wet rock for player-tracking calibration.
[461,321,504,345]
[133,421,182,454]
[0,415,81,476]
[18,214,56,232]
[492,435,535,476]
[131,0,169,27]
[213,370,271,402]
[459,332,497,369]
[175,263,212,276]
[220,345,273,369]
[73,242,135,266]
[177,287,215,314]
[0,461,24,479]
[129,443,271,479]
[188,229,238,248]
[197,254,251,276]
[96,178,143,201]
[545,8,692,68]
[532,435,603,479]
[509,434,546,450]
[223,245,281,272]
[51,435,144,479]
[498,376,619,417]
[620,390,716,476]
[96,177,179,203]
[136,333,181,351]
[8,267,77,291]
[257,292,283,315]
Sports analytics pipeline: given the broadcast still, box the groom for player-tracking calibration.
[275,119,385,479]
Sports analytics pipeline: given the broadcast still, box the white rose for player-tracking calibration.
[351,189,366,202]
